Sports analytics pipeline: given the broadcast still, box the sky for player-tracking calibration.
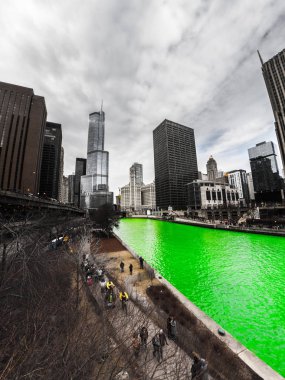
[1,0,285,195]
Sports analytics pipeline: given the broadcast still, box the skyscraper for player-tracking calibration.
[80,110,113,209]
[130,163,143,210]
[206,156,218,181]
[39,122,62,199]
[248,141,284,202]
[74,158,86,207]
[153,119,198,210]
[0,81,47,194]
[258,49,285,172]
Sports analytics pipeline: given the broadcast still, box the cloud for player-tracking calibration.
[0,0,285,194]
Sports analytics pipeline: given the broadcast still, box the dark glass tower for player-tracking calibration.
[39,122,62,199]
[153,119,198,210]
[80,110,113,209]
[74,158,86,206]
[258,49,285,173]
[248,141,284,203]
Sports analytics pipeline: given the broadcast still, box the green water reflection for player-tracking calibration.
[115,218,285,376]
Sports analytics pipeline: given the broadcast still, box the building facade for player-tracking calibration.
[206,156,218,181]
[258,49,285,173]
[141,181,156,210]
[153,119,198,210]
[120,163,156,212]
[74,158,86,207]
[246,172,255,201]
[62,175,69,203]
[68,174,75,204]
[39,122,62,199]
[80,110,113,209]
[58,147,64,202]
[0,81,47,194]
[187,180,240,221]
[227,170,249,206]
[248,141,284,203]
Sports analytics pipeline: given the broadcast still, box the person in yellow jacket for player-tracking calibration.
[106,281,115,290]
[119,291,129,314]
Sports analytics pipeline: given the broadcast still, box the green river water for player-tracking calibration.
[115,218,285,376]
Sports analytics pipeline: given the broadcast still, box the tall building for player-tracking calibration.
[74,158,86,207]
[39,122,62,199]
[247,172,255,201]
[153,119,198,210]
[258,49,285,173]
[130,163,143,210]
[62,175,69,203]
[0,81,47,194]
[206,156,218,181]
[68,174,75,204]
[227,170,249,206]
[80,110,113,209]
[248,141,284,203]
[58,147,64,202]
[120,163,155,212]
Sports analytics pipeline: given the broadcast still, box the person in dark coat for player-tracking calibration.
[139,326,148,350]
[159,329,168,359]
[139,256,144,269]
[120,261,125,272]
[152,333,162,362]
[129,263,133,275]
[191,352,209,380]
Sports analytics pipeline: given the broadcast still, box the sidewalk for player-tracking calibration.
[84,237,213,380]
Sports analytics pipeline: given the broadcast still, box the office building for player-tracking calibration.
[248,141,284,203]
[227,170,249,206]
[68,174,75,204]
[74,158,86,206]
[153,119,198,210]
[39,122,62,199]
[58,147,64,202]
[206,156,218,181]
[62,175,69,203]
[0,81,47,194]
[186,180,240,221]
[120,163,155,212]
[247,172,255,201]
[80,110,113,209]
[258,49,285,173]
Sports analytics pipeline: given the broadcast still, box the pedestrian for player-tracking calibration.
[170,317,177,340]
[139,326,148,350]
[106,280,115,290]
[129,263,133,275]
[139,256,144,269]
[159,329,168,347]
[119,291,129,314]
[120,261,125,273]
[191,352,209,380]
[99,277,107,295]
[132,333,140,358]
[167,316,172,338]
[152,333,162,362]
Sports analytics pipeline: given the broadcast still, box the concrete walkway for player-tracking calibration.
[82,240,213,380]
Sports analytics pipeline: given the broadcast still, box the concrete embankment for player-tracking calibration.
[114,232,284,380]
[133,215,285,237]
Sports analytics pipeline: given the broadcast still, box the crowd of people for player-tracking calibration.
[81,254,209,379]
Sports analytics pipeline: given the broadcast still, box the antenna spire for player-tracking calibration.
[101,99,103,113]
[257,50,264,65]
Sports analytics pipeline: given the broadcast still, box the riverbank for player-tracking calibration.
[99,233,283,380]
[130,215,285,237]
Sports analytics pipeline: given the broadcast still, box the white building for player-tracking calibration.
[247,172,255,201]
[227,170,249,206]
[141,181,156,210]
[120,163,156,212]
[187,180,240,210]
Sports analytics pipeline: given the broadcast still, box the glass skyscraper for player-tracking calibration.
[258,49,285,173]
[80,110,113,209]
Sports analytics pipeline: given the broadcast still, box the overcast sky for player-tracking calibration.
[1,0,285,194]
